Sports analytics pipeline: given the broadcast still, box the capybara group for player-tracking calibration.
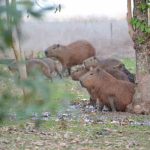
[45,40,96,74]
[79,67,135,111]
[71,59,130,107]
[83,56,135,83]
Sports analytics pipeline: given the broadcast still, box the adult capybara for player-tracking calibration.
[126,75,150,114]
[41,58,63,78]
[79,67,135,111]
[71,66,129,82]
[8,59,52,79]
[26,59,52,79]
[115,64,135,83]
[83,57,135,83]
[83,57,122,70]
[45,40,96,75]
[71,65,129,106]
[105,67,129,81]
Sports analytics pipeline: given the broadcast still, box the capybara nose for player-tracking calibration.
[45,50,48,56]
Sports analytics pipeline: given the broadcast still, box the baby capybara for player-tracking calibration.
[79,67,135,111]
[45,40,96,75]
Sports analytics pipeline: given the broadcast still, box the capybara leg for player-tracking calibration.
[68,68,71,75]
[89,97,96,107]
[55,67,63,79]
[108,97,116,112]
[58,71,63,79]
[62,67,68,77]
[97,99,104,111]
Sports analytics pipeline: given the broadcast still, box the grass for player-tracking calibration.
[122,58,136,73]
[1,58,150,150]
[1,117,150,150]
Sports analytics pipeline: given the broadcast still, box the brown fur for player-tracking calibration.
[83,57,122,70]
[8,59,52,79]
[79,67,135,111]
[26,59,52,79]
[71,65,129,107]
[41,58,62,78]
[105,67,129,81]
[84,57,135,83]
[45,40,96,74]
[71,66,88,81]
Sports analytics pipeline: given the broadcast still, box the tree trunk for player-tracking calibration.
[132,0,150,81]
[7,0,28,102]
[127,0,150,114]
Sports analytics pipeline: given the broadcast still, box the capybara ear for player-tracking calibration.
[113,63,124,69]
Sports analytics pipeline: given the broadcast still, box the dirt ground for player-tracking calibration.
[0,100,150,150]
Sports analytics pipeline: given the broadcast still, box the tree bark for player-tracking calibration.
[6,0,28,102]
[127,0,150,114]
[127,0,134,38]
[132,0,150,82]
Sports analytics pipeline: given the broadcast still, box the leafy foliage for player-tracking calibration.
[130,17,150,33]
[0,0,60,122]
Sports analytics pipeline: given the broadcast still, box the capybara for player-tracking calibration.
[83,57,135,83]
[41,57,63,78]
[83,57,122,70]
[114,63,135,83]
[45,40,96,75]
[71,65,129,106]
[126,75,150,114]
[8,59,52,79]
[79,67,135,111]
[71,66,129,82]
[105,67,129,81]
[71,66,88,81]
[26,59,52,79]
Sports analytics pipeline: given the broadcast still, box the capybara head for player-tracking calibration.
[45,44,66,57]
[105,66,129,81]
[83,56,99,70]
[79,67,105,88]
[113,64,135,83]
[71,66,88,81]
